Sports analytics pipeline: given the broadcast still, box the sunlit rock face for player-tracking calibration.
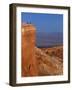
[21,24,38,77]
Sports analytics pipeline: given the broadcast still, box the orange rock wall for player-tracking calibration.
[21,24,38,77]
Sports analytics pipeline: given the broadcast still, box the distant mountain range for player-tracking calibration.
[36,32,63,48]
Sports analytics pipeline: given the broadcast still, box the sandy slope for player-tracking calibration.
[35,46,63,76]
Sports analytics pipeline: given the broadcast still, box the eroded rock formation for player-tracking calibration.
[21,24,38,76]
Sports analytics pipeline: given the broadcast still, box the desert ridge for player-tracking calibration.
[35,46,63,76]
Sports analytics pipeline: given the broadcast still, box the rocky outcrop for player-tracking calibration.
[35,47,63,76]
[21,24,38,77]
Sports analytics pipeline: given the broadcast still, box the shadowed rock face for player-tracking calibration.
[21,24,63,77]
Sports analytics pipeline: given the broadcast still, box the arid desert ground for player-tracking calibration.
[35,46,63,76]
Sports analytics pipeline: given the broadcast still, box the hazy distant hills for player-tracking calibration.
[36,32,63,47]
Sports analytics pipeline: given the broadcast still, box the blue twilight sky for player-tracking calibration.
[21,12,63,33]
[21,12,63,47]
